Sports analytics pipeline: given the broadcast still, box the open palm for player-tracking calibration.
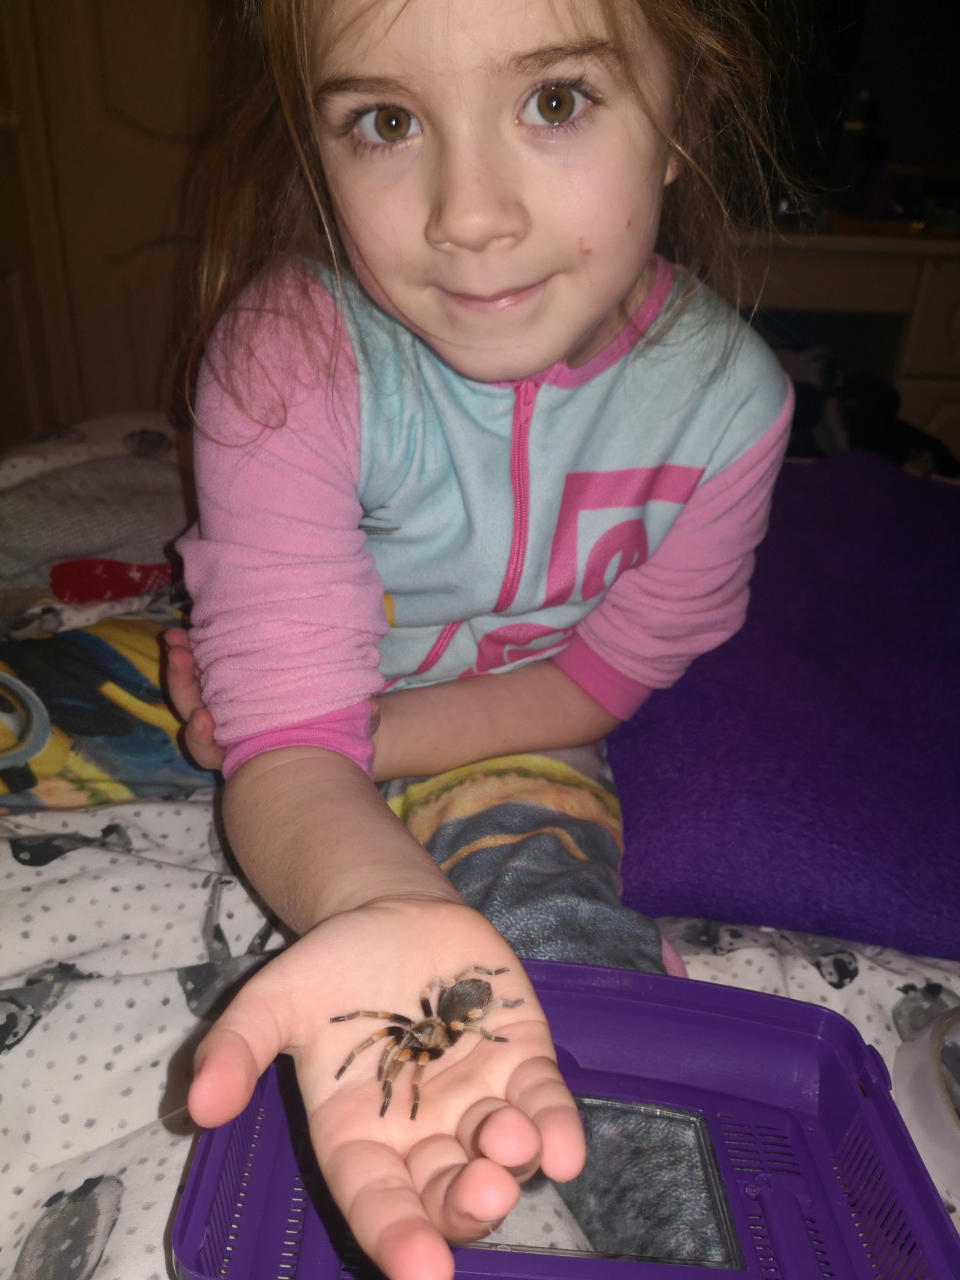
[187,898,585,1280]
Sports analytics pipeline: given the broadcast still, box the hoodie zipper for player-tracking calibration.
[389,378,539,685]
[493,379,539,613]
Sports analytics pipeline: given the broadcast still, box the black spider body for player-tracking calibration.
[330,966,523,1119]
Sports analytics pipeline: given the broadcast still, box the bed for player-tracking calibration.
[0,411,957,1279]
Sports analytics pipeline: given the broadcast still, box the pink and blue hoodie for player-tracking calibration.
[178,256,793,777]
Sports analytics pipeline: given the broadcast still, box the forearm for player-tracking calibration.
[223,747,459,934]
[371,659,620,782]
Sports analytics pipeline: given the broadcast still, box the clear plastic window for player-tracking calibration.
[471,1096,742,1268]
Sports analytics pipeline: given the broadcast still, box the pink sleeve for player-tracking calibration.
[177,265,389,767]
[221,701,374,780]
[552,386,794,719]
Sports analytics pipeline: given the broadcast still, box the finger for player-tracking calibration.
[406,1134,519,1243]
[456,1097,542,1181]
[321,1138,456,1280]
[162,635,225,768]
[184,708,225,770]
[187,706,215,744]
[165,642,202,705]
[507,1056,586,1182]
[166,665,202,728]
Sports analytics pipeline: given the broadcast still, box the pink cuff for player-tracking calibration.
[221,700,374,780]
[551,636,653,721]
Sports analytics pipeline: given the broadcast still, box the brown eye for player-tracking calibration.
[374,106,413,142]
[535,85,576,126]
[352,105,422,148]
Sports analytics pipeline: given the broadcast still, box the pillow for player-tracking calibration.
[611,454,960,961]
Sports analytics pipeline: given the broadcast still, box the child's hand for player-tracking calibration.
[188,897,585,1280]
[163,627,225,771]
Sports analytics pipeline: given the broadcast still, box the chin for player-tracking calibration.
[429,340,557,385]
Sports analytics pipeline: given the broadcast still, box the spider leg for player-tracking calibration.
[376,1037,394,1082]
[409,1051,432,1120]
[449,997,522,1042]
[330,1010,413,1025]
[458,1024,509,1042]
[418,974,464,1017]
[483,996,524,1011]
[333,1026,404,1080]
[433,966,511,993]
[379,1044,415,1117]
[458,965,509,979]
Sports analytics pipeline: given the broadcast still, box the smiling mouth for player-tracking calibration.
[440,279,548,313]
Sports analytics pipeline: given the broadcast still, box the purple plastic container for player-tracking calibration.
[172,963,960,1278]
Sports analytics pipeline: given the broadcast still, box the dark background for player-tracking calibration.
[774,0,958,226]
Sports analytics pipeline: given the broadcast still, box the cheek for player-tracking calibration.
[325,157,414,259]
[571,183,659,263]
[557,145,663,243]
[336,193,414,277]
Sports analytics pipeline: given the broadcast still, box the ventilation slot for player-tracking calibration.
[743,1210,784,1279]
[717,1114,840,1279]
[834,1114,934,1280]
[276,1177,308,1279]
[804,1215,840,1278]
[198,1101,266,1278]
[717,1116,766,1174]
[757,1124,803,1176]
[716,1115,802,1177]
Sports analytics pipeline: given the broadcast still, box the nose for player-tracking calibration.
[424,136,529,253]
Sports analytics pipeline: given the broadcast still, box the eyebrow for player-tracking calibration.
[316,40,621,100]
[317,74,410,99]
[510,40,621,74]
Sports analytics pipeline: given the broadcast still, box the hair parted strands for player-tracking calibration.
[181,0,344,422]
[597,0,786,310]
[182,0,790,418]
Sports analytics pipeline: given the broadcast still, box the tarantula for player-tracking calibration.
[330,966,524,1119]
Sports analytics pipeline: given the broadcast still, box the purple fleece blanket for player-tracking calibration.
[611,453,960,960]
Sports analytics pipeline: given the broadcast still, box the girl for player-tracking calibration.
[170,1,792,1276]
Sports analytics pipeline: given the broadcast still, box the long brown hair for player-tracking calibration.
[183,0,789,411]
[601,0,787,307]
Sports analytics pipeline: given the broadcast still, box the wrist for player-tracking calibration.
[318,880,463,926]
[223,746,459,931]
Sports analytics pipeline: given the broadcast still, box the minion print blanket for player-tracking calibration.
[0,615,210,812]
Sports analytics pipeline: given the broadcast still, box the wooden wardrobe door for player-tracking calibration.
[0,3,80,446]
[28,0,208,421]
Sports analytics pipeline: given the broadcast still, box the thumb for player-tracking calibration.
[188,1025,263,1128]
[187,980,286,1127]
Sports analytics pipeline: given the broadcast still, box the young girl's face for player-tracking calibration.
[314,0,677,382]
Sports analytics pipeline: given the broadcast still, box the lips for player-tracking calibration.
[439,279,548,313]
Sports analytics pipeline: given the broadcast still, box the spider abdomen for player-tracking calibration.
[436,978,494,1023]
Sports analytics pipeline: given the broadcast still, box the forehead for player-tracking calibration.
[315,0,617,77]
